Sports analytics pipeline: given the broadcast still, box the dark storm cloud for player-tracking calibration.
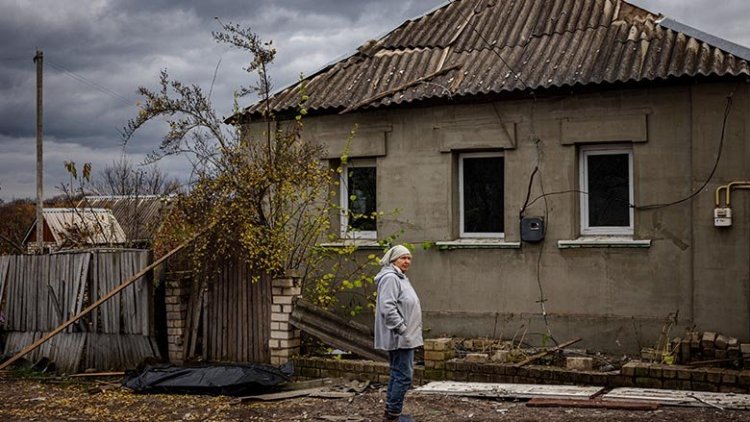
[0,0,748,200]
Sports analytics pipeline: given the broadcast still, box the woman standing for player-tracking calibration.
[374,245,423,422]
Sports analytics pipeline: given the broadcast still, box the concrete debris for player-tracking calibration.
[415,381,603,400]
[603,387,750,410]
[526,397,659,411]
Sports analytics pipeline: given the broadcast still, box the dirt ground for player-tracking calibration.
[0,376,748,421]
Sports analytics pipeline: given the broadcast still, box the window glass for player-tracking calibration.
[345,166,376,233]
[587,154,630,227]
[580,146,633,235]
[461,155,504,236]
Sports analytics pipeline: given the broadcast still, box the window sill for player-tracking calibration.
[557,237,651,249]
[318,240,383,250]
[436,239,521,250]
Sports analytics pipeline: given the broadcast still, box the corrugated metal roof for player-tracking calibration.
[80,195,173,242]
[42,208,127,248]
[242,0,750,118]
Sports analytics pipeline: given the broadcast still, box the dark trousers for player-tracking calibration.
[386,348,415,415]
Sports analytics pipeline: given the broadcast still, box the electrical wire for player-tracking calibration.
[521,89,736,212]
[633,90,734,211]
[46,60,134,107]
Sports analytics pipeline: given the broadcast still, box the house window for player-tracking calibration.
[459,152,504,238]
[579,146,633,235]
[340,160,377,239]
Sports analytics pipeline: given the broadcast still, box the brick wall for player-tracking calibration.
[164,272,190,364]
[293,356,425,385]
[290,337,750,393]
[270,274,303,365]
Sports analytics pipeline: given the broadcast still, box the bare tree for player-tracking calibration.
[93,156,181,196]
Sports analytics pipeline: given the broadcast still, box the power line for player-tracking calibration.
[46,60,134,107]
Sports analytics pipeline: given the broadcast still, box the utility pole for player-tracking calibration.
[34,50,43,252]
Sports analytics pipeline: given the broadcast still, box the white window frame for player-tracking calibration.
[340,159,377,240]
[579,145,634,236]
[459,151,505,239]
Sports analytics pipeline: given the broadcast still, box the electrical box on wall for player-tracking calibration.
[521,217,545,242]
[714,207,732,227]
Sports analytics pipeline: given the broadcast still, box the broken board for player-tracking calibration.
[603,387,750,410]
[415,381,603,400]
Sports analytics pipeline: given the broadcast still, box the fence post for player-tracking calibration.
[164,271,190,364]
[269,270,302,365]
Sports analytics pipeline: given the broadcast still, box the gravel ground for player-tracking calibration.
[0,377,748,421]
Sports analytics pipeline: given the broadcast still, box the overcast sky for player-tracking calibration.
[0,0,748,201]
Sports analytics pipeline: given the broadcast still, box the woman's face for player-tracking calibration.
[393,255,412,273]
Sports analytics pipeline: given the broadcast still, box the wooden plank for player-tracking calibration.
[230,261,238,360]
[25,256,34,332]
[514,337,582,367]
[34,256,41,331]
[135,252,147,335]
[46,256,57,330]
[240,262,248,362]
[603,388,750,410]
[129,252,139,334]
[262,272,272,363]
[0,256,10,312]
[18,255,26,332]
[75,253,91,318]
[65,255,74,332]
[220,266,227,360]
[208,282,215,361]
[415,382,604,399]
[183,277,196,360]
[96,253,107,333]
[69,371,124,378]
[234,387,325,402]
[6,256,16,330]
[527,398,659,410]
[43,256,52,331]
[0,237,195,371]
[263,272,270,363]
[27,256,35,330]
[103,253,113,333]
[250,270,258,362]
[142,252,152,336]
[120,253,132,334]
[201,278,209,361]
[254,272,262,363]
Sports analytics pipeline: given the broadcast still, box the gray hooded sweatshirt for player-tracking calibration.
[373,265,423,351]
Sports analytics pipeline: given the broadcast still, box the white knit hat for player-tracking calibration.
[380,245,412,266]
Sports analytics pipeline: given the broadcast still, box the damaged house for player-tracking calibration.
[239,0,750,353]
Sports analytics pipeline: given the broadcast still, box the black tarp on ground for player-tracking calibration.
[123,362,293,396]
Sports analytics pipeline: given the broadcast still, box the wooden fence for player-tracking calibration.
[0,251,159,372]
[182,260,271,363]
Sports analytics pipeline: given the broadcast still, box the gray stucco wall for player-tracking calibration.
[248,81,750,353]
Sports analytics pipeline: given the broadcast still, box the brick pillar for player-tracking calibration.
[424,338,455,380]
[165,272,190,364]
[269,272,302,365]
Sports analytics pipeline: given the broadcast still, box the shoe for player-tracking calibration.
[398,415,414,422]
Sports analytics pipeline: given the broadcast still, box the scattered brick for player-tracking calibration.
[701,332,717,349]
[566,357,594,371]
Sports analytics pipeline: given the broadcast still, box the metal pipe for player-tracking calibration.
[726,181,750,206]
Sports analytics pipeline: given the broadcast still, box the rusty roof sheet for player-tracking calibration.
[80,195,174,242]
[41,208,127,247]
[242,0,750,118]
